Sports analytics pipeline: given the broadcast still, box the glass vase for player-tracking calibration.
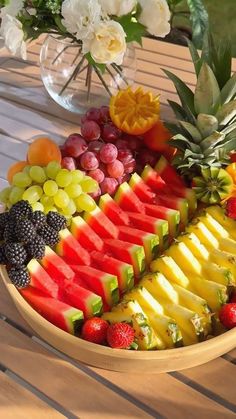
[40,35,137,115]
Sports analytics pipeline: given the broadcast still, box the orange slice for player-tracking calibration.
[109,87,160,135]
[226,163,236,183]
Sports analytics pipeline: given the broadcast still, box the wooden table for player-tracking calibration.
[0,38,236,419]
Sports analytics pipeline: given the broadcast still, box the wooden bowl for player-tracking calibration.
[1,266,236,373]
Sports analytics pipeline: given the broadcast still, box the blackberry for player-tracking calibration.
[30,211,47,229]
[8,266,30,288]
[26,235,45,260]
[38,224,59,246]
[9,200,33,221]
[4,221,17,242]
[0,212,9,229]
[5,242,27,267]
[0,228,4,241]
[46,211,67,232]
[16,219,36,244]
[0,243,7,264]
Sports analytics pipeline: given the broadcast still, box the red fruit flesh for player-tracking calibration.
[99,194,130,226]
[70,216,104,252]
[107,322,135,349]
[141,165,168,193]
[115,182,145,213]
[82,317,109,344]
[219,303,236,329]
[129,173,156,204]
[41,247,75,286]
[20,287,83,334]
[230,153,236,163]
[155,156,185,188]
[56,229,91,265]
[27,259,59,299]
[63,282,103,319]
[83,207,118,239]
[226,198,236,220]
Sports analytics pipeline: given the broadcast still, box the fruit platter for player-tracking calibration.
[1,36,236,373]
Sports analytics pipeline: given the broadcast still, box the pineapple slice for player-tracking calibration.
[171,284,212,335]
[199,213,230,240]
[165,241,202,276]
[209,250,236,277]
[139,273,178,304]
[219,237,236,255]
[103,300,164,350]
[123,287,183,348]
[187,221,219,249]
[164,303,204,345]
[177,232,210,261]
[206,206,236,240]
[150,255,190,288]
[188,274,228,312]
[202,262,235,287]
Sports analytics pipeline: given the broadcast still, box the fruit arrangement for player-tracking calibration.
[0,33,236,352]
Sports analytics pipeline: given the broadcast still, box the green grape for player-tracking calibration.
[64,184,82,199]
[0,187,12,203]
[44,206,57,214]
[56,169,72,188]
[9,186,24,205]
[62,199,76,216]
[29,166,47,183]
[71,169,84,184]
[54,189,70,208]
[80,177,98,193]
[46,161,61,179]
[23,165,31,175]
[12,172,32,188]
[40,195,54,207]
[43,180,58,197]
[23,186,43,204]
[32,202,44,212]
[75,193,96,212]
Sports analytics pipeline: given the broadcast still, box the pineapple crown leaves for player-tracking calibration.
[164,31,236,177]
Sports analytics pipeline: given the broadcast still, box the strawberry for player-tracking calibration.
[81,317,109,344]
[107,322,135,349]
[226,197,236,219]
[219,303,236,329]
[230,152,236,163]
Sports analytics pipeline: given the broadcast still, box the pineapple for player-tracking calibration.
[165,33,236,203]
[186,220,219,249]
[150,255,190,288]
[209,249,236,277]
[165,241,202,276]
[219,237,236,255]
[206,206,236,240]
[139,273,178,304]
[202,263,235,287]
[188,275,228,312]
[177,232,210,261]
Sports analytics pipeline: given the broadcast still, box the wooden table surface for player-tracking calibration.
[0,37,236,419]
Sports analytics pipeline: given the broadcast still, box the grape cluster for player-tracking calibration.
[60,106,159,197]
[0,161,98,219]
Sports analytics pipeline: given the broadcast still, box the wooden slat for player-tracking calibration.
[0,320,150,419]
[0,371,64,419]
[0,280,235,419]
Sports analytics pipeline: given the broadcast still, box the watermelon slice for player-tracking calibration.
[114,182,145,213]
[155,155,185,188]
[169,185,197,215]
[99,194,130,226]
[91,251,134,294]
[126,212,169,250]
[70,265,119,308]
[155,195,189,228]
[27,259,59,299]
[141,165,168,193]
[83,206,118,239]
[70,216,104,251]
[41,246,75,286]
[144,204,180,239]
[118,225,159,263]
[129,173,156,204]
[104,238,146,278]
[56,229,91,265]
[63,282,103,319]
[20,287,83,335]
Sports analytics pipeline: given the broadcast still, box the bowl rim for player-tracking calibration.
[1,265,236,362]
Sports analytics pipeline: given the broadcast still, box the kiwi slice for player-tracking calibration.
[193,167,233,204]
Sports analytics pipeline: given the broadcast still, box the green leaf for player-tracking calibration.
[117,14,146,45]
[170,134,202,154]
[186,0,209,49]
[214,41,232,90]
[54,15,67,33]
[187,39,202,77]
[164,122,187,137]
[200,131,225,151]
[163,69,196,117]
[167,100,195,124]
[216,100,236,126]
[179,121,202,142]
[194,63,221,115]
[221,72,236,104]
[85,53,106,74]
[223,136,236,152]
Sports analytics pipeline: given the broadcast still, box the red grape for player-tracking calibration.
[107,160,124,178]
[89,187,101,200]
[123,135,142,151]
[123,158,136,174]
[80,151,99,170]
[88,140,104,153]
[118,149,134,164]
[139,148,159,167]
[100,143,118,164]
[117,174,131,184]
[81,120,101,141]
[81,115,87,124]
[102,124,121,143]
[88,168,105,183]
[61,157,76,171]
[100,177,118,195]
[85,107,101,123]
[64,134,88,158]
[100,106,111,123]
[115,139,129,149]
[60,145,68,158]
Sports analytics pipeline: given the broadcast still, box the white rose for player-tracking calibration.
[138,0,170,37]
[89,20,126,65]
[0,15,26,59]
[0,0,24,18]
[98,0,137,17]
[61,0,101,41]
